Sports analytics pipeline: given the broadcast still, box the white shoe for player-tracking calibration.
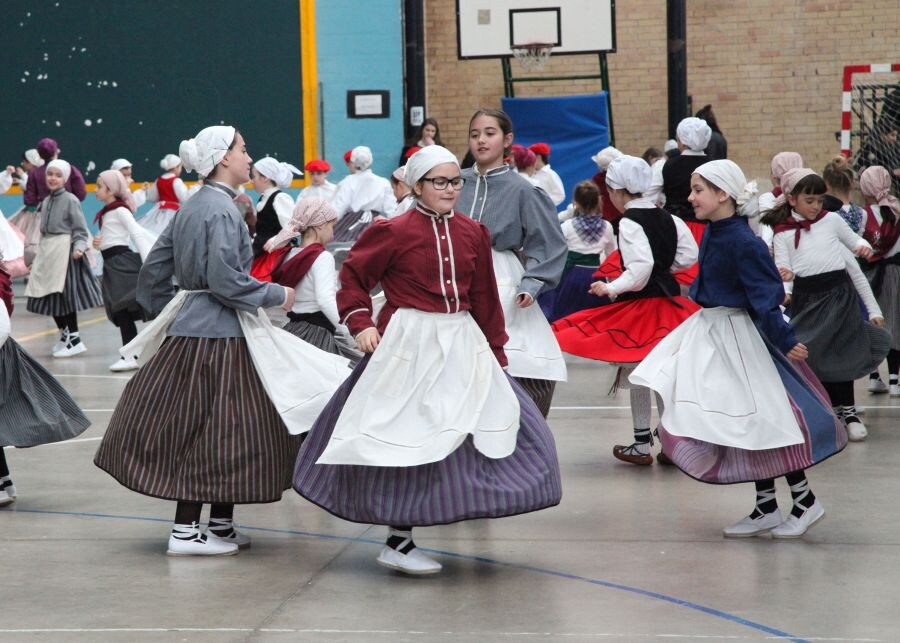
[167,531,238,557]
[0,477,15,499]
[376,545,442,575]
[771,501,825,539]
[723,511,782,538]
[109,356,139,372]
[0,489,14,507]
[51,330,69,355]
[206,529,252,550]
[891,384,900,397]
[52,342,87,358]
[845,418,868,442]
[868,378,888,394]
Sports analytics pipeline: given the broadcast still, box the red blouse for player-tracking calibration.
[338,205,509,366]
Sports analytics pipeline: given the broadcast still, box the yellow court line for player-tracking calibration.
[13,314,108,343]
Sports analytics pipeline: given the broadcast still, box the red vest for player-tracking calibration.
[862,204,900,260]
[156,175,181,211]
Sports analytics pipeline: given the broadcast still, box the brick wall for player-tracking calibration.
[424,0,900,182]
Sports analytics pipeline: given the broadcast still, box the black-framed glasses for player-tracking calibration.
[421,176,465,190]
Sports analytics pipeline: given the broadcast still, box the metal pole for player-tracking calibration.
[599,53,615,146]
[403,0,426,140]
[502,57,515,98]
[667,0,688,139]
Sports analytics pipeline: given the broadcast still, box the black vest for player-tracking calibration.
[661,154,708,221]
[253,190,284,257]
[616,207,679,301]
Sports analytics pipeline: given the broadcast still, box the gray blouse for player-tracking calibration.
[40,188,90,253]
[137,182,286,338]
[457,165,566,298]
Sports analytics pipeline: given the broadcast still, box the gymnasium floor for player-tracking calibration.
[2,285,898,642]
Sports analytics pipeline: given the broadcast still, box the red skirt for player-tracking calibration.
[552,296,700,364]
[593,220,706,288]
[249,246,290,283]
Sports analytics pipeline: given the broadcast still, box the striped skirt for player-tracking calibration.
[94,336,302,504]
[282,319,362,364]
[658,347,847,484]
[514,376,556,419]
[26,254,103,317]
[332,211,375,244]
[865,261,900,351]
[791,270,892,381]
[293,355,562,526]
[0,339,90,447]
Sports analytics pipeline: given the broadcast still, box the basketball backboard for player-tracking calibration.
[456,0,615,59]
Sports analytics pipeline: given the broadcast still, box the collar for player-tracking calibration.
[50,187,66,196]
[206,181,237,199]
[416,203,454,219]
[261,186,279,198]
[474,163,511,178]
[624,196,657,210]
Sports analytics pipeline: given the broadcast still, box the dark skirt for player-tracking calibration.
[791,270,892,381]
[282,319,362,364]
[0,339,91,447]
[659,342,847,484]
[863,261,900,351]
[101,248,149,324]
[94,336,302,504]
[293,354,562,526]
[26,253,103,317]
[538,263,607,323]
[332,211,375,244]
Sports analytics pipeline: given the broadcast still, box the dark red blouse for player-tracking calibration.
[338,205,509,366]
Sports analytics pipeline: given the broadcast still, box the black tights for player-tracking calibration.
[889,350,900,377]
[0,449,9,478]
[822,380,854,407]
[52,312,78,334]
[174,501,234,525]
[112,310,138,346]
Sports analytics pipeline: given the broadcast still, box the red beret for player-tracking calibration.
[305,159,331,173]
[343,149,353,162]
[529,142,550,156]
[404,145,422,159]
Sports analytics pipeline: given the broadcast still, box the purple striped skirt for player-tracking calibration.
[659,344,847,484]
[293,355,562,526]
[94,336,302,504]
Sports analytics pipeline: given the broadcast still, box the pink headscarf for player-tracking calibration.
[98,169,137,213]
[264,197,337,251]
[859,166,900,219]
[771,152,803,180]
[773,167,817,208]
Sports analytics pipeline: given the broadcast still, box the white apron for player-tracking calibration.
[629,307,804,450]
[492,249,567,381]
[122,290,353,435]
[24,233,71,298]
[317,308,521,467]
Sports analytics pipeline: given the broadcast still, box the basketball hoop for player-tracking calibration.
[511,43,554,71]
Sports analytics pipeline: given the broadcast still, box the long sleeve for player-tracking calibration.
[845,249,882,319]
[671,215,699,270]
[0,170,12,194]
[206,212,286,313]
[535,167,565,206]
[736,241,797,354]
[273,192,295,229]
[136,224,176,315]
[144,182,160,204]
[645,159,666,208]
[66,199,91,253]
[118,209,158,260]
[606,219,653,297]
[173,178,190,202]
[466,225,509,366]
[310,252,341,328]
[519,186,567,298]
[337,221,395,335]
[24,169,39,206]
[772,229,791,272]
[380,183,397,216]
[68,167,87,202]
[132,188,147,208]
[832,213,871,253]
[330,179,352,217]
[601,224,617,259]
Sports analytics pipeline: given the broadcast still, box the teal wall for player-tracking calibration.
[316,0,405,181]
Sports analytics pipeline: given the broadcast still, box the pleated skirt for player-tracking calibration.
[332,211,372,244]
[293,355,562,526]
[658,346,847,484]
[866,262,900,351]
[26,254,103,317]
[102,250,148,324]
[94,336,302,504]
[282,319,362,364]
[791,271,892,381]
[538,264,608,323]
[0,339,90,447]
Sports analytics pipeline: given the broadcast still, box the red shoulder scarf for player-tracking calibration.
[773,210,827,248]
[94,199,128,226]
[272,243,326,287]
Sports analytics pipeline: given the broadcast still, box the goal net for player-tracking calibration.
[841,64,900,183]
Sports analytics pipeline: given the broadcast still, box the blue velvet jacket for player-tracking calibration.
[689,215,798,353]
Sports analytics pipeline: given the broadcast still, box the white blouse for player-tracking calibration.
[297,181,337,203]
[532,165,565,206]
[773,211,881,318]
[98,206,156,259]
[606,197,698,298]
[561,217,617,257]
[331,169,395,217]
[257,187,295,229]
[289,247,342,329]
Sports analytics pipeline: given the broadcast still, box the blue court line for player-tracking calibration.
[12,507,807,642]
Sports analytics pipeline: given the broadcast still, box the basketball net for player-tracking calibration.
[511,43,554,71]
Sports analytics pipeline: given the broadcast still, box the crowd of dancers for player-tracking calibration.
[0,106,897,574]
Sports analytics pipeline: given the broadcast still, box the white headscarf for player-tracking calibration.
[159,154,181,172]
[110,158,132,171]
[391,166,406,183]
[590,146,623,171]
[254,157,303,189]
[663,139,678,153]
[25,149,44,167]
[404,145,459,187]
[605,155,652,194]
[676,117,712,152]
[694,160,759,218]
[46,159,72,183]
[179,125,236,178]
[350,146,373,171]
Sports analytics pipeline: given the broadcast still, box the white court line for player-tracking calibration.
[10,437,102,449]
[550,405,899,411]
[50,374,132,380]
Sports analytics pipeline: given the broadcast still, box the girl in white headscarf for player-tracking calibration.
[631,159,848,540]
[330,146,395,243]
[294,145,562,576]
[137,153,191,237]
[248,157,302,281]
